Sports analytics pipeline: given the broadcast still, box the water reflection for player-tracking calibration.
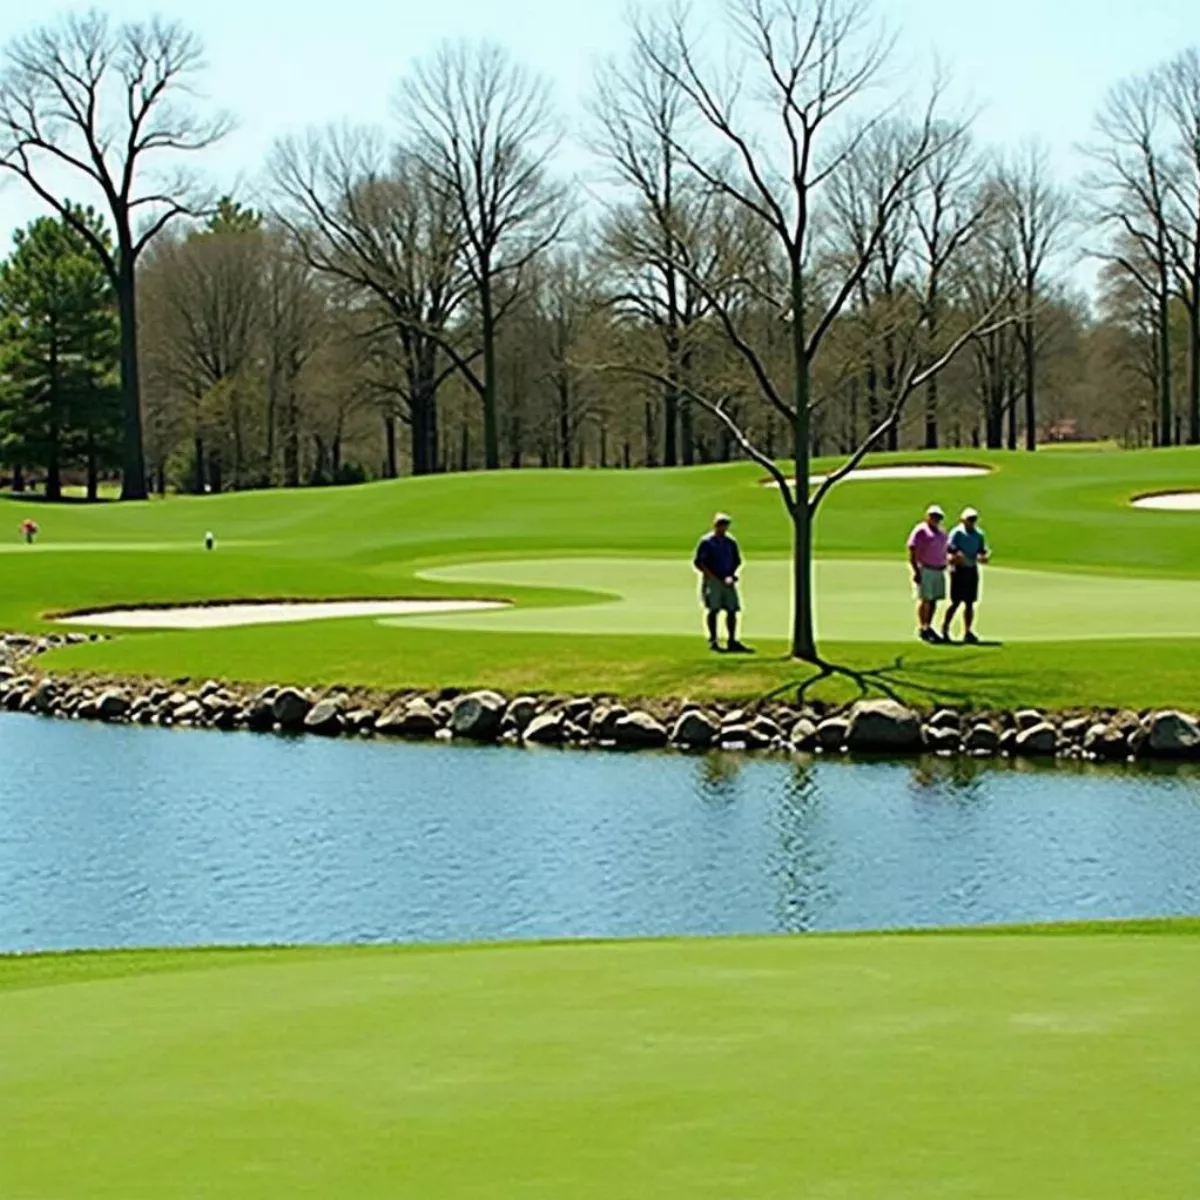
[2,713,1200,953]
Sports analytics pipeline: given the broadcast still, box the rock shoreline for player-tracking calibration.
[4,633,1200,763]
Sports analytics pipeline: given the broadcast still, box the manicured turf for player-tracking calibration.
[5,446,1200,706]
[2,927,1197,1198]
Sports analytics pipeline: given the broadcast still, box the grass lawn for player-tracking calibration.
[2,925,1197,1198]
[5,445,1200,707]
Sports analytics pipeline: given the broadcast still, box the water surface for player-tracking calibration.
[2,715,1199,952]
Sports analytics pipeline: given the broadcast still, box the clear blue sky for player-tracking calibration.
[0,0,1194,252]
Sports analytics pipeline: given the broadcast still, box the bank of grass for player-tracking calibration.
[2,925,1198,1198]
[4,445,1200,708]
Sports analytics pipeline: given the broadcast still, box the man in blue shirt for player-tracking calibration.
[942,507,990,644]
[694,512,750,653]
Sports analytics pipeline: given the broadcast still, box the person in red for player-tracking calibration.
[906,504,949,644]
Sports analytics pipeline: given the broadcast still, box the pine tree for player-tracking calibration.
[0,208,121,500]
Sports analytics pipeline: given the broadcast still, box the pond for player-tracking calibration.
[2,714,1200,953]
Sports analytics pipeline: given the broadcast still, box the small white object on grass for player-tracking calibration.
[205,531,214,550]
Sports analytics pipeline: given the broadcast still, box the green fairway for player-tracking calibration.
[2,928,1197,1199]
[407,555,1200,641]
[5,446,1200,707]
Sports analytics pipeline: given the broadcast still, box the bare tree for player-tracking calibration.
[398,41,567,470]
[910,125,988,448]
[996,141,1072,450]
[1084,72,1176,446]
[624,0,998,662]
[1160,48,1200,444]
[0,12,231,499]
[272,126,468,476]
[591,44,726,467]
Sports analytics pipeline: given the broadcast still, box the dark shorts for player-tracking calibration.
[951,565,980,605]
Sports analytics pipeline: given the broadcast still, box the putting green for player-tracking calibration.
[2,930,1197,1198]
[399,557,1200,642]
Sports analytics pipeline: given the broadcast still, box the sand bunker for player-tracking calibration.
[764,463,990,488]
[57,598,508,631]
[1132,492,1200,511]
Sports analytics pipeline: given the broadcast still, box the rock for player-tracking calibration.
[750,714,782,743]
[504,696,539,733]
[304,696,345,736]
[928,709,961,731]
[245,699,276,732]
[964,723,1000,754]
[1015,709,1044,732]
[846,700,924,753]
[96,689,130,721]
[790,717,818,751]
[720,724,768,750]
[1144,711,1200,758]
[721,709,748,729]
[272,687,311,730]
[377,697,439,738]
[450,691,507,741]
[1084,722,1128,760]
[524,711,568,745]
[173,700,203,723]
[33,679,58,713]
[671,709,720,749]
[200,679,222,699]
[1015,722,1058,757]
[999,728,1018,754]
[1062,716,1092,742]
[76,698,98,720]
[926,726,961,753]
[590,704,628,742]
[345,708,378,734]
[815,717,850,750]
[613,710,668,749]
[564,697,593,725]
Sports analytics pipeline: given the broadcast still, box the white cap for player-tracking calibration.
[962,507,979,520]
[927,504,944,518]
[714,512,732,525]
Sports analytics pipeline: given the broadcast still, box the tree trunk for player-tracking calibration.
[384,414,398,479]
[480,274,500,470]
[1189,299,1200,445]
[86,431,98,502]
[12,464,24,493]
[924,279,940,449]
[208,450,223,495]
[459,421,470,473]
[1157,261,1173,447]
[283,386,300,487]
[663,386,678,467]
[643,402,658,467]
[790,264,816,661]
[1006,378,1019,452]
[1022,304,1037,451]
[115,253,148,501]
[558,378,572,468]
[193,435,206,495]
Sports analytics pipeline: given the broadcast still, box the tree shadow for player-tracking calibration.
[756,647,1026,710]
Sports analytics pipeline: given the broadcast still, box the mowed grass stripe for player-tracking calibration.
[1,931,1197,1199]
[410,556,1200,641]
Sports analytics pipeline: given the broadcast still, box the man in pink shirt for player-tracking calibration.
[907,504,949,644]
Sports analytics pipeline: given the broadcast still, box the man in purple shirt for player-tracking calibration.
[694,512,750,653]
[907,504,949,644]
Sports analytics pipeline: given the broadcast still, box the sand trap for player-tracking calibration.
[57,598,508,631]
[765,464,990,488]
[1132,492,1200,511]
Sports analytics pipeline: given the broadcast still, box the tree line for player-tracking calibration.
[0,2,1197,505]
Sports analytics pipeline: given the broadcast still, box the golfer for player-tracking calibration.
[694,512,750,653]
[907,504,949,643]
[942,507,989,644]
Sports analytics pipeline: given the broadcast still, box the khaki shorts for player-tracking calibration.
[917,566,946,602]
[702,578,741,614]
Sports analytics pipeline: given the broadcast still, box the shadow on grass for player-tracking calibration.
[754,646,1036,711]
